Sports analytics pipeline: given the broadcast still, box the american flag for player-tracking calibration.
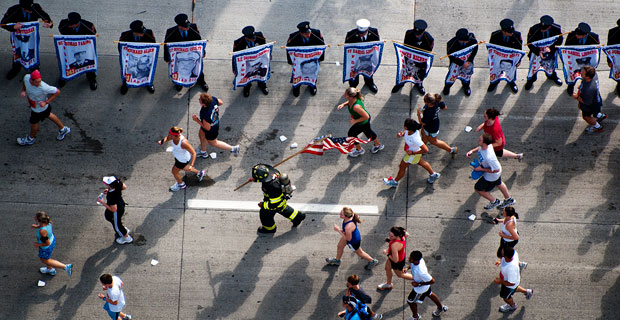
[301,136,370,155]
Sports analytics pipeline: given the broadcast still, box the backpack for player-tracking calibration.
[346,297,372,320]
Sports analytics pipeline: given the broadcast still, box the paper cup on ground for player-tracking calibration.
[279,135,287,142]
[290,143,298,149]
[210,152,217,159]
[465,126,472,132]
[151,259,159,266]
[468,214,476,221]
[37,280,46,287]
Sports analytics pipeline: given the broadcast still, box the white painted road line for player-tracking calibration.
[187,199,380,215]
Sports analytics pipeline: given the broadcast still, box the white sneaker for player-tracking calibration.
[427,172,441,184]
[40,267,57,275]
[526,288,534,300]
[383,177,398,187]
[170,183,187,191]
[57,126,71,141]
[196,150,208,158]
[519,261,528,272]
[370,144,384,154]
[17,136,35,146]
[499,303,517,313]
[231,145,240,157]
[348,148,365,158]
[116,235,133,244]
[197,170,206,181]
[432,305,448,316]
[484,199,501,210]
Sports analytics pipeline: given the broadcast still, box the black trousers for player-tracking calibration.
[104,209,128,238]
[259,205,299,229]
[348,121,377,142]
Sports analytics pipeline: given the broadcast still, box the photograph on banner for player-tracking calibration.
[10,22,39,70]
[342,41,383,83]
[526,36,562,80]
[486,43,525,83]
[232,43,273,89]
[119,42,160,87]
[167,40,207,87]
[393,42,433,86]
[445,44,477,84]
[558,45,600,84]
[287,45,327,87]
[53,35,97,81]
[602,44,620,81]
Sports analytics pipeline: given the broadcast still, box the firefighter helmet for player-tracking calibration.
[252,164,276,182]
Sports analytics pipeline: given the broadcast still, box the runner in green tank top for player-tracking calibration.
[337,87,384,157]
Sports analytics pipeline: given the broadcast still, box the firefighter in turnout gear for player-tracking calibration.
[251,164,305,233]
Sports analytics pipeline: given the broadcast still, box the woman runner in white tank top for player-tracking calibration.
[158,126,206,191]
[494,206,527,271]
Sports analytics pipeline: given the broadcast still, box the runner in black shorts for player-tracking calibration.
[191,93,239,159]
[377,227,413,291]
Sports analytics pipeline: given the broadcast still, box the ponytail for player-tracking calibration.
[342,206,363,224]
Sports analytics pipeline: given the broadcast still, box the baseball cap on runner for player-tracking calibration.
[102,176,117,185]
[30,70,41,80]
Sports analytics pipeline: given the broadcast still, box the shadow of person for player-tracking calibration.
[253,257,313,319]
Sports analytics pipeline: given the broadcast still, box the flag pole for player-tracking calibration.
[233,135,331,191]
[191,0,196,23]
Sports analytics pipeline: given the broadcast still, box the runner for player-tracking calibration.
[377,227,413,291]
[337,87,384,158]
[494,206,528,271]
[417,93,458,159]
[157,126,206,191]
[31,211,73,277]
[406,251,448,320]
[475,108,523,161]
[97,176,133,244]
[325,207,379,269]
[383,118,440,188]
[191,93,240,159]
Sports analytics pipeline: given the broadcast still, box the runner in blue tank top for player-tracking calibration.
[325,207,379,270]
[32,211,73,277]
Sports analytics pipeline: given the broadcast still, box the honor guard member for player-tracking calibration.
[233,26,269,97]
[1,0,52,80]
[608,19,620,95]
[443,28,478,96]
[58,12,97,90]
[251,164,305,234]
[118,20,156,94]
[488,19,523,93]
[286,21,325,97]
[565,22,600,96]
[524,15,564,91]
[393,19,434,94]
[344,19,379,93]
[164,13,209,92]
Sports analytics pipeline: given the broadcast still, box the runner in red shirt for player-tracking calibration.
[377,227,413,290]
[475,108,523,161]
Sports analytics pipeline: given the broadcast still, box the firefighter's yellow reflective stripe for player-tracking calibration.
[288,209,299,220]
[263,223,276,230]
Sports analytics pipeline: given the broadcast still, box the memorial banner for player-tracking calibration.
[119,42,160,87]
[445,44,477,84]
[53,35,97,81]
[602,44,620,81]
[286,45,327,87]
[167,40,207,87]
[393,42,433,85]
[486,43,525,83]
[232,43,273,89]
[342,41,384,83]
[558,45,600,84]
[10,21,39,69]
[526,35,561,80]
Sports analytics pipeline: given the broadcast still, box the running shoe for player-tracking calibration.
[325,257,341,266]
[520,261,528,272]
[40,267,56,275]
[499,303,517,313]
[498,197,516,209]
[585,126,604,133]
[116,235,134,245]
[516,153,524,162]
[231,145,240,157]
[348,148,365,158]
[597,113,607,123]
[17,136,35,146]
[432,305,449,316]
[196,150,208,158]
[377,283,393,290]
[65,264,73,277]
[57,127,71,141]
[371,144,385,154]
[450,146,458,159]
[197,170,206,182]
[525,288,534,300]
[427,172,441,184]
[373,313,383,320]
[123,315,133,320]
[170,183,187,192]
[365,258,379,270]
[484,199,501,210]
[383,177,398,187]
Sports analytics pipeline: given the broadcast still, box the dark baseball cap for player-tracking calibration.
[500,19,514,32]
[297,21,311,33]
[68,12,81,25]
[175,13,190,28]
[456,28,469,41]
[414,19,427,34]
[130,20,146,33]
[575,22,591,35]
[540,15,554,26]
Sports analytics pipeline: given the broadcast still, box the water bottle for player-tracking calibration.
[97,193,104,205]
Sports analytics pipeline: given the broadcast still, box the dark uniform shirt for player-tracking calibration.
[163,24,202,62]
[489,30,522,50]
[232,32,267,72]
[286,28,325,64]
[607,25,620,64]
[526,22,563,58]
[344,27,380,43]
[262,177,285,211]
[447,32,478,66]
[403,29,434,52]
[564,31,600,46]
[1,3,51,31]
[118,29,156,53]
[58,18,96,35]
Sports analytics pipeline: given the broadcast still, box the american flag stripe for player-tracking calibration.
[301,136,370,155]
